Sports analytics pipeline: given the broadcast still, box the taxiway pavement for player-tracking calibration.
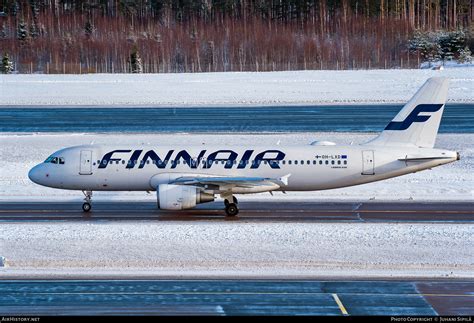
[1,279,473,316]
[0,201,472,222]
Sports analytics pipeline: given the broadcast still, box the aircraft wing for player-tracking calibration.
[169,174,290,192]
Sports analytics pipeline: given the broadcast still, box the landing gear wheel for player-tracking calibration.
[82,202,91,212]
[82,190,93,213]
[224,197,238,207]
[225,203,239,217]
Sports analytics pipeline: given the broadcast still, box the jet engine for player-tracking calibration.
[157,184,214,210]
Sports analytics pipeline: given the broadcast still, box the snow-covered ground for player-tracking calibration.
[1,132,472,202]
[1,222,473,278]
[1,68,473,106]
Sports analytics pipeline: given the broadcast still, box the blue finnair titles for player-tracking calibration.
[98,149,286,170]
[384,104,444,131]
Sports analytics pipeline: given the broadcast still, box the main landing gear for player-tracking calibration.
[224,196,239,217]
[82,190,92,212]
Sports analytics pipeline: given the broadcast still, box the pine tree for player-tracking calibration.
[17,20,28,42]
[0,22,8,39]
[29,0,40,38]
[11,1,19,16]
[409,29,469,64]
[1,53,14,74]
[438,30,466,62]
[29,22,39,38]
[458,47,472,63]
[85,20,95,39]
[129,47,143,73]
[408,31,441,62]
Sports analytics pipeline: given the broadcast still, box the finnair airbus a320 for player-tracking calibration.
[29,77,459,216]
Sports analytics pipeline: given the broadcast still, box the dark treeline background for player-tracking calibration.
[0,0,472,73]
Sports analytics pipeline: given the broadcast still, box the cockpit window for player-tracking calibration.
[44,156,65,165]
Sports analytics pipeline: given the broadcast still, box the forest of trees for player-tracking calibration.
[0,0,472,73]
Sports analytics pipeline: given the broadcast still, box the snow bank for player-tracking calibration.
[1,68,473,106]
[1,132,472,202]
[420,60,474,69]
[1,222,473,278]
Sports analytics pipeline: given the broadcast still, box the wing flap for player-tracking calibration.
[169,174,291,193]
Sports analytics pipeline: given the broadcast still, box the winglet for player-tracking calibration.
[278,174,291,186]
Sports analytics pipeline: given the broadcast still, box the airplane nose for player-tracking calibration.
[28,165,44,185]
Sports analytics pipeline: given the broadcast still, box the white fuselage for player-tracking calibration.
[28,143,458,194]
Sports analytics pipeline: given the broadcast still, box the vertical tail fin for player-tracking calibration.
[367,77,449,148]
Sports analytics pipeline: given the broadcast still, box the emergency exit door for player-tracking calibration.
[79,150,93,175]
[362,150,375,175]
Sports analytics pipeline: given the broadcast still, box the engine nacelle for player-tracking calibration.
[157,184,214,210]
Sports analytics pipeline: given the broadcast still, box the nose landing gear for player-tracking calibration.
[82,190,92,212]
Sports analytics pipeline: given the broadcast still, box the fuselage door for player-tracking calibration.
[79,150,93,175]
[362,150,375,175]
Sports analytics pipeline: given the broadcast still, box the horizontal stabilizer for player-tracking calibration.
[398,156,453,162]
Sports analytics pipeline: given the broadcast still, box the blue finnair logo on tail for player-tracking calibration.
[385,104,444,131]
